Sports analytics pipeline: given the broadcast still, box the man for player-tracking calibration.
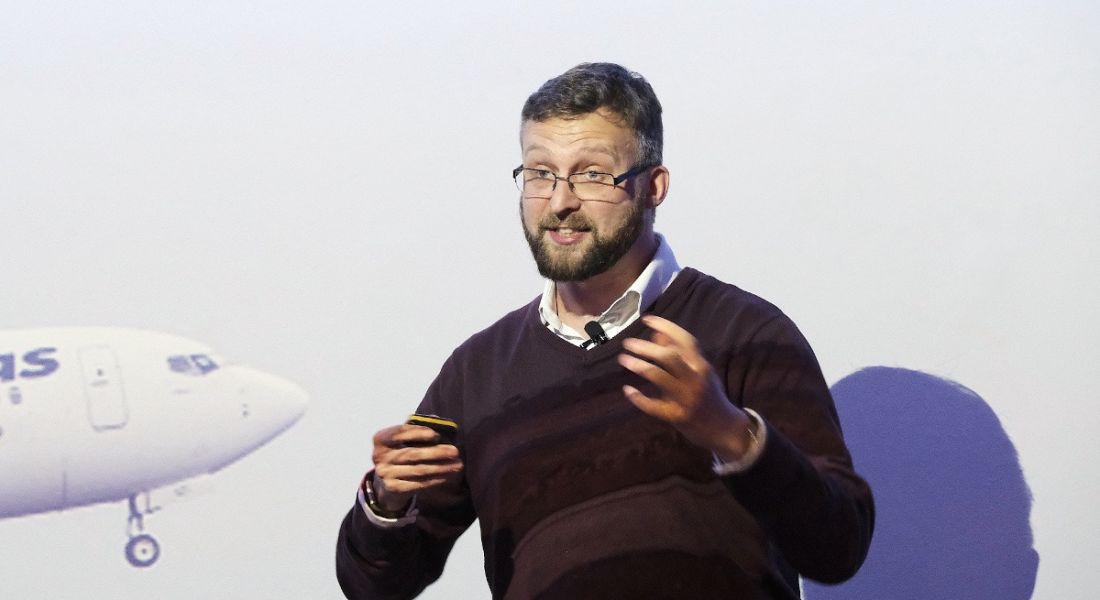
[336,63,874,600]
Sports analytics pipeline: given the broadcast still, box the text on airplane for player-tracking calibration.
[1,348,222,383]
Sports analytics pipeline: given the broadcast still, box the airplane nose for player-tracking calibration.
[268,374,309,425]
[232,367,309,436]
[263,372,309,427]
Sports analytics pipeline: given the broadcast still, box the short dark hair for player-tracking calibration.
[521,62,663,167]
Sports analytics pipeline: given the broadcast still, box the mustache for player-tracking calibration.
[539,214,593,230]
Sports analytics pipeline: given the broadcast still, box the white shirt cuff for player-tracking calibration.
[712,407,767,475]
[357,480,418,528]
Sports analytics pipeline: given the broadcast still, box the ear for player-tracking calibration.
[645,165,670,209]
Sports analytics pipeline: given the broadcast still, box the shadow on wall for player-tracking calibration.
[803,367,1039,600]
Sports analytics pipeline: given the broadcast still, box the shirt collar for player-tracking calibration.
[538,233,681,336]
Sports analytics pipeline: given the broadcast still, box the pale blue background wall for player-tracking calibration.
[2,1,1097,598]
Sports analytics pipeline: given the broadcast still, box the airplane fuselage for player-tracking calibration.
[0,328,307,520]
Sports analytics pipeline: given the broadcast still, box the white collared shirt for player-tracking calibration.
[537,233,681,346]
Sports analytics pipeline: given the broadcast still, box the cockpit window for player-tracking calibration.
[191,354,218,374]
[167,354,220,376]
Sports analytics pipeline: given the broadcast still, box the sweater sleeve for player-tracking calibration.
[335,484,475,599]
[720,313,875,584]
[335,358,478,600]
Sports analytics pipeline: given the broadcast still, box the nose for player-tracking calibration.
[548,177,583,216]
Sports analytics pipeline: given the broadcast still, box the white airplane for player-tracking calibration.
[0,327,308,567]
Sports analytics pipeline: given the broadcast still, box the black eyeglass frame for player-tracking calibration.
[511,164,654,198]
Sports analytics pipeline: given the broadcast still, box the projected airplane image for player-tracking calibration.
[0,327,308,567]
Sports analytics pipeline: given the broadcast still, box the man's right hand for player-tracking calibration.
[371,423,464,512]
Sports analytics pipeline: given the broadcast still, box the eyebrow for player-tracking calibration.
[522,143,621,164]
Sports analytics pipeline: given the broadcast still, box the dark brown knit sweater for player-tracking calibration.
[337,268,873,599]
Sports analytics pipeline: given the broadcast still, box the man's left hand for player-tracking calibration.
[618,315,757,461]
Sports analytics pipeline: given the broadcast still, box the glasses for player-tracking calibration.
[512,164,651,202]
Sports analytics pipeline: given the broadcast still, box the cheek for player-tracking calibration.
[520,200,542,231]
[590,206,625,232]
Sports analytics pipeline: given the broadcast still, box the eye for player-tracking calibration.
[581,170,611,183]
[530,169,555,180]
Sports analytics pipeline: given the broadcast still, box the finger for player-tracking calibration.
[646,323,678,350]
[622,384,683,423]
[643,315,714,374]
[373,423,441,449]
[379,470,455,496]
[374,422,442,451]
[393,424,447,446]
[379,459,464,483]
[382,476,454,495]
[617,352,680,395]
[375,443,460,466]
[375,457,464,489]
[641,315,701,355]
[397,443,461,464]
[621,337,693,379]
[372,424,406,448]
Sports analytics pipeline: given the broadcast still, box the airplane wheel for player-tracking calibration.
[125,533,160,567]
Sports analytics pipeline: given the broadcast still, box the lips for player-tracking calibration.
[546,227,589,245]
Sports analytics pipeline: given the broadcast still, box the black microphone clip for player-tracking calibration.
[582,321,610,348]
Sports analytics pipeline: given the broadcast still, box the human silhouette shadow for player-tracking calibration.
[803,367,1038,600]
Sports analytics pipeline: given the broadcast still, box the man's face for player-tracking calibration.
[519,110,651,282]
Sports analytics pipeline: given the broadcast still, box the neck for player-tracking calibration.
[554,232,658,324]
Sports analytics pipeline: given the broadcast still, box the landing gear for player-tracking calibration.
[125,492,161,567]
[125,534,160,567]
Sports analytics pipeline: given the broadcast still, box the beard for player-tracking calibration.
[521,195,649,282]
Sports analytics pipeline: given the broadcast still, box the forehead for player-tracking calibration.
[520,110,637,163]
